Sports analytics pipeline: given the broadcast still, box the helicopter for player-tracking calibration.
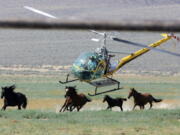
[59,31,180,96]
[24,6,180,96]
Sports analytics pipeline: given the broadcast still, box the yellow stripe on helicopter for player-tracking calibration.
[106,33,172,76]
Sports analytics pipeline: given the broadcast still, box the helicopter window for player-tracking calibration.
[88,56,98,70]
[73,52,100,70]
[109,61,118,72]
[71,52,107,80]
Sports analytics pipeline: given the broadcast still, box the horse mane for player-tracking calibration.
[66,86,77,94]
[130,88,142,96]
[130,88,136,91]
[2,85,16,92]
[104,95,114,102]
[66,86,76,90]
[71,87,77,94]
[104,95,111,99]
[131,88,139,93]
[8,85,16,91]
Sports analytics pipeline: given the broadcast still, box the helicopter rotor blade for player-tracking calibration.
[91,38,100,42]
[90,30,105,36]
[24,6,58,19]
[112,37,180,57]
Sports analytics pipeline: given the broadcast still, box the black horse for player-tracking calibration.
[1,85,27,110]
[103,95,127,111]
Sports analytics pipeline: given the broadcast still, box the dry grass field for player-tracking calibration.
[0,74,179,135]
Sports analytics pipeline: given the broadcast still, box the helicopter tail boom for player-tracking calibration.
[108,34,172,75]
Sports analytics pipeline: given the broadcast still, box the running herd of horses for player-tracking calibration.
[0,85,162,111]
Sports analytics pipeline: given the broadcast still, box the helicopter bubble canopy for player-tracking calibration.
[71,52,107,81]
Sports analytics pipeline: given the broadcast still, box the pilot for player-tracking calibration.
[88,56,98,70]
[95,47,108,59]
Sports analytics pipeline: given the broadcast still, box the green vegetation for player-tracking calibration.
[0,74,179,135]
[0,109,180,135]
[0,74,180,100]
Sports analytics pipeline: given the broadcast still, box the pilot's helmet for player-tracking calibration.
[95,48,101,54]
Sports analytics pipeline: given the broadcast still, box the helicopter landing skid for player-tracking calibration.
[59,74,79,84]
[88,78,123,96]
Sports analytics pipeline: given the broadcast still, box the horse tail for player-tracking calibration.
[86,96,92,102]
[153,97,162,103]
[121,98,127,101]
[22,96,28,109]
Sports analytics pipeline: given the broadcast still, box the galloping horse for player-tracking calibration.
[59,96,75,112]
[1,85,28,110]
[128,88,162,110]
[103,95,126,111]
[63,86,91,112]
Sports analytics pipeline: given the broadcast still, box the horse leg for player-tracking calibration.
[70,105,75,112]
[59,105,65,112]
[149,102,152,109]
[120,105,123,111]
[69,106,73,112]
[78,106,83,112]
[66,106,70,111]
[59,101,67,112]
[106,106,111,110]
[140,105,144,110]
[77,106,80,111]
[63,107,67,112]
[77,105,83,112]
[67,103,73,111]
[66,103,71,111]
[18,105,21,110]
[1,105,7,110]
[63,105,69,112]
[133,104,137,110]
[64,102,74,112]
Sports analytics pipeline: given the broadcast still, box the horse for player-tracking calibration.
[128,88,162,110]
[63,86,91,112]
[103,95,127,111]
[1,85,28,110]
[59,96,75,112]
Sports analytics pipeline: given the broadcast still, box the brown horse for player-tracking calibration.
[128,88,162,110]
[59,96,75,112]
[63,86,91,111]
